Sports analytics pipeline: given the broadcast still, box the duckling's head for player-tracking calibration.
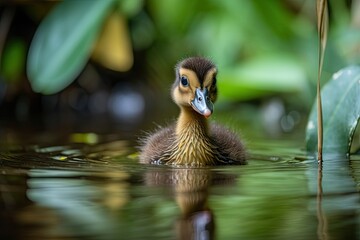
[172,57,218,118]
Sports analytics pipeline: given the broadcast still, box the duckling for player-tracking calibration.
[139,57,246,166]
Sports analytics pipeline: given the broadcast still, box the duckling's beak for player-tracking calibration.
[191,88,213,118]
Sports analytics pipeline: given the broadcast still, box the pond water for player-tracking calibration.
[1,118,360,240]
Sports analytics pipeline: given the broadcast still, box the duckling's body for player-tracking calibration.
[140,57,246,166]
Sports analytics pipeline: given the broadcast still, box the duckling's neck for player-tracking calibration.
[176,107,208,136]
[170,107,215,166]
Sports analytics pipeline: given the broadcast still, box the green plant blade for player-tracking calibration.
[306,65,360,156]
[27,0,115,94]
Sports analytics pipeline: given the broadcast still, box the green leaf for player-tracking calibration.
[27,0,115,94]
[117,0,143,17]
[218,56,307,101]
[147,0,201,36]
[1,39,26,83]
[306,65,360,156]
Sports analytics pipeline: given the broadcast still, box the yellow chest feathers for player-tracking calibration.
[166,121,216,166]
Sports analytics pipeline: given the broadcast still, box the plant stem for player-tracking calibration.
[316,0,328,161]
[317,79,323,161]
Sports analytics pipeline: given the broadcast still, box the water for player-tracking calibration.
[1,132,360,240]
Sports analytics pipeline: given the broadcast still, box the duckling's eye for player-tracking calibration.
[180,76,189,87]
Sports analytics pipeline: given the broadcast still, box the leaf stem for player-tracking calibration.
[316,0,328,161]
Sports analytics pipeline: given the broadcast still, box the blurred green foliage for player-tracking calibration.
[1,38,26,83]
[146,0,318,105]
[1,0,359,106]
[27,0,115,94]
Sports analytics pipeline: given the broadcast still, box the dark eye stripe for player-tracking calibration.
[212,76,217,86]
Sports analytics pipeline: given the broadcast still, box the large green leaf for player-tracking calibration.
[27,0,115,94]
[218,56,307,101]
[306,65,360,156]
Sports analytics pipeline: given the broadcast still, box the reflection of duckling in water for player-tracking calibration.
[140,57,246,166]
[172,169,214,240]
[144,167,238,240]
[144,168,217,240]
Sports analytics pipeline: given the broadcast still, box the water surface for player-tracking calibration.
[0,132,359,240]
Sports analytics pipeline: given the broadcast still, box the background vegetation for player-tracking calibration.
[0,0,359,139]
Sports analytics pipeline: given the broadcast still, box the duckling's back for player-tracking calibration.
[209,123,247,165]
[139,125,176,164]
